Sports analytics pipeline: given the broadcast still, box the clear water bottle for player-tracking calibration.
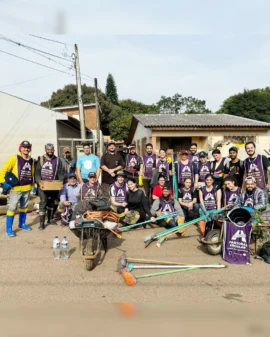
[52,236,61,260]
[61,236,69,260]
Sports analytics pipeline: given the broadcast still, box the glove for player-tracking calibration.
[167,157,172,164]
[138,175,143,187]
[2,182,12,190]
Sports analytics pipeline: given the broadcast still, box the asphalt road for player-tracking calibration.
[0,213,269,304]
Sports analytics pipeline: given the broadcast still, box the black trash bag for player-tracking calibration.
[88,197,111,211]
[259,241,270,264]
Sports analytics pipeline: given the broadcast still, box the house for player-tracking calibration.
[128,114,270,159]
[0,92,93,168]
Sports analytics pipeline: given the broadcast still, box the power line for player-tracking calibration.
[29,34,71,46]
[0,35,73,63]
[0,73,64,89]
[0,49,75,75]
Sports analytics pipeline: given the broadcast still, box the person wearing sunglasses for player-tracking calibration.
[81,172,102,200]
[0,140,35,237]
[35,143,64,230]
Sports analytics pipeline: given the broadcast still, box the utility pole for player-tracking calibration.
[74,44,86,140]
[94,77,101,156]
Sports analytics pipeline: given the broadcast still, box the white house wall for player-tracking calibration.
[0,92,68,167]
[132,122,152,143]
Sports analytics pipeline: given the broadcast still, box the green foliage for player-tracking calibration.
[156,93,212,114]
[108,99,159,141]
[217,88,270,122]
[105,73,119,105]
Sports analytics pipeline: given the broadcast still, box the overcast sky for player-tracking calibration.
[1,0,270,111]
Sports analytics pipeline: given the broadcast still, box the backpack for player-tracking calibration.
[259,241,270,264]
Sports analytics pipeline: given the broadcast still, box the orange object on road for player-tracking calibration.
[198,221,206,236]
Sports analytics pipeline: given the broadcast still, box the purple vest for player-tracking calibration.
[224,187,241,207]
[112,182,128,203]
[156,159,169,181]
[41,156,58,180]
[243,191,256,208]
[244,155,266,189]
[188,153,199,165]
[180,188,194,203]
[202,186,217,210]
[198,161,211,182]
[160,197,175,213]
[143,154,156,178]
[125,154,140,173]
[17,155,33,186]
[223,221,252,264]
[177,160,193,185]
[81,182,99,200]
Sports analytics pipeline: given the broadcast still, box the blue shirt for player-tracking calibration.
[76,154,100,179]
[60,183,81,204]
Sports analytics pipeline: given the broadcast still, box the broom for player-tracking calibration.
[122,262,226,272]
[122,267,199,286]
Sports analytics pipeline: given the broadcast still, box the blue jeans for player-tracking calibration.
[8,191,30,213]
[182,203,200,220]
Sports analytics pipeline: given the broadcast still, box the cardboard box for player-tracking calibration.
[39,180,63,191]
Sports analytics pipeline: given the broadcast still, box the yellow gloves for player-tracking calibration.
[167,157,172,164]
[138,175,144,187]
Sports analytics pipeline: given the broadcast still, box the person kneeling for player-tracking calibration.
[178,177,200,221]
[151,186,185,233]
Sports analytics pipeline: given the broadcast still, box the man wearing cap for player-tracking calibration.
[124,144,143,179]
[151,186,185,231]
[35,143,64,230]
[0,141,35,237]
[110,171,128,214]
[60,147,76,183]
[237,176,266,210]
[57,173,81,225]
[224,146,244,187]
[197,151,211,188]
[100,140,124,195]
[243,141,270,201]
[76,143,100,184]
[188,143,200,166]
[142,143,157,198]
[210,149,229,189]
[172,149,198,189]
[81,172,102,200]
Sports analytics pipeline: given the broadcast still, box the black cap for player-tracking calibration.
[88,172,96,178]
[68,173,77,179]
[162,186,170,191]
[199,151,208,158]
[20,140,31,147]
[116,170,126,177]
[229,146,238,153]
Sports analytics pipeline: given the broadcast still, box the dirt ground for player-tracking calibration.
[0,213,269,304]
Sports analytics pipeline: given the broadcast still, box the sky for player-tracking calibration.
[1,0,270,112]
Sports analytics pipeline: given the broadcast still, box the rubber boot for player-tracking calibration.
[38,214,46,231]
[18,212,32,231]
[6,215,15,237]
[47,209,57,225]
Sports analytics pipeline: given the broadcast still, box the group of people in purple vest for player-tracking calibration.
[0,138,269,240]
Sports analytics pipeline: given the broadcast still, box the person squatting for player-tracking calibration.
[0,140,269,237]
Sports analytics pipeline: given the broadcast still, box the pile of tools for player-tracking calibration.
[117,253,227,286]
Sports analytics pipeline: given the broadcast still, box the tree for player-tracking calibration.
[108,99,159,140]
[156,93,212,114]
[105,73,119,105]
[41,83,112,135]
[217,88,270,122]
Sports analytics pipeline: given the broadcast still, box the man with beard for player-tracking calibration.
[35,143,64,230]
[0,141,35,237]
[81,172,103,200]
[59,147,76,184]
[151,186,185,233]
[101,140,124,195]
[173,149,198,189]
[243,141,270,202]
[188,143,200,166]
[142,143,157,198]
[110,171,128,214]
[197,151,211,188]
[124,144,143,179]
[238,176,266,210]
[224,146,244,187]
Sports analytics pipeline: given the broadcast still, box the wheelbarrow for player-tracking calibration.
[71,217,111,271]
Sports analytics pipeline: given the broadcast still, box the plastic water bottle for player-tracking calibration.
[52,236,61,260]
[61,236,69,260]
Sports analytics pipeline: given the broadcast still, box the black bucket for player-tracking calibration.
[227,206,255,224]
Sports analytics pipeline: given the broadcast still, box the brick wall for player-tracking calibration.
[63,106,97,130]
